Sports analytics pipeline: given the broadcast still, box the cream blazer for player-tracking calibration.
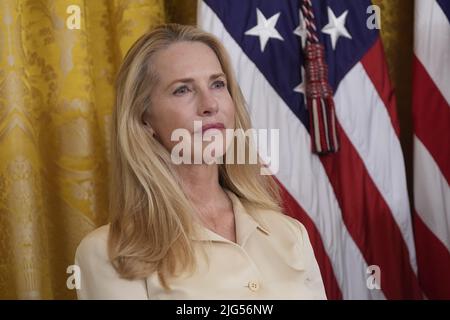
[75,191,327,300]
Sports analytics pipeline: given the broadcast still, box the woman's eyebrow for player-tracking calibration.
[166,78,194,90]
[210,72,226,80]
[165,73,226,90]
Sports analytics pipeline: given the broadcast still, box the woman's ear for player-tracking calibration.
[142,113,156,137]
[143,122,156,137]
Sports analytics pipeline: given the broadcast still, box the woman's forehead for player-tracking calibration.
[153,41,223,80]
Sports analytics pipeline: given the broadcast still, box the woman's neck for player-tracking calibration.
[175,164,230,216]
[176,164,236,242]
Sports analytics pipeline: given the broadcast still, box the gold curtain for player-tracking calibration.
[0,0,413,299]
[372,0,415,207]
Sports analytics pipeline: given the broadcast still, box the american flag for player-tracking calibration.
[412,0,450,299]
[198,0,423,299]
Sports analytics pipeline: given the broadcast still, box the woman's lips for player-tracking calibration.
[201,122,225,133]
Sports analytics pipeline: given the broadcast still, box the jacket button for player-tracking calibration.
[248,281,260,292]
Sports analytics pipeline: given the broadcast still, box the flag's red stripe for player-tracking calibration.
[320,121,422,299]
[278,184,343,300]
[413,212,450,299]
[412,56,450,184]
[361,38,401,137]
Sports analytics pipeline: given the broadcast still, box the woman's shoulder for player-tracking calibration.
[75,224,110,266]
[74,224,150,299]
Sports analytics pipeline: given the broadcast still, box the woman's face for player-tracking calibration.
[143,41,236,162]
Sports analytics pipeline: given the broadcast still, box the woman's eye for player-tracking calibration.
[212,80,226,89]
[173,86,190,96]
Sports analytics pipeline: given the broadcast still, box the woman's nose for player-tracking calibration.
[197,89,219,116]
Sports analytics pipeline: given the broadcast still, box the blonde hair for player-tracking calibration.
[109,23,281,290]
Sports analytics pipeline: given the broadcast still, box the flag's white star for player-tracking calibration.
[321,7,352,50]
[294,67,306,96]
[293,10,308,49]
[245,8,284,52]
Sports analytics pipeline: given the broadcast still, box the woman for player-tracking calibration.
[75,23,326,300]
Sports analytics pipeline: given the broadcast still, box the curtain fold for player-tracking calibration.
[0,0,413,299]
